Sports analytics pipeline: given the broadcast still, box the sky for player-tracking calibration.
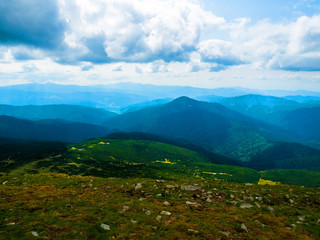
[0,0,320,90]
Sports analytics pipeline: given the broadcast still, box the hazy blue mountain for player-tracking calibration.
[0,115,109,143]
[0,88,151,112]
[284,95,320,103]
[0,104,117,125]
[105,96,296,162]
[217,94,301,121]
[278,107,320,142]
[121,98,172,113]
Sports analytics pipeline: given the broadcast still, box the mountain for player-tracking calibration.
[278,107,320,142]
[197,94,304,121]
[0,115,109,143]
[0,88,151,113]
[0,104,117,125]
[121,99,172,113]
[105,97,297,162]
[246,142,320,171]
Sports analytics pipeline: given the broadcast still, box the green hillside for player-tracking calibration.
[2,137,320,187]
[11,138,259,183]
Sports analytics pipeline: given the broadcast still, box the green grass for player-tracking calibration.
[0,173,319,239]
[2,138,319,187]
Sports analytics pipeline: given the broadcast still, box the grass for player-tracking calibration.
[0,173,319,239]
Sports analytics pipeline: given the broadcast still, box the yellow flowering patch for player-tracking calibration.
[71,147,77,150]
[155,158,175,165]
[98,142,110,145]
[202,172,232,176]
[88,146,94,148]
[67,162,81,167]
[258,178,280,185]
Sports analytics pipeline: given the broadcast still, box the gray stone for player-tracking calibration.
[181,185,200,191]
[219,231,231,237]
[160,211,171,216]
[156,215,162,222]
[186,201,200,207]
[240,203,253,209]
[31,231,39,237]
[241,223,248,233]
[135,183,142,190]
[101,223,111,231]
[163,201,171,206]
[298,215,305,221]
[188,229,199,234]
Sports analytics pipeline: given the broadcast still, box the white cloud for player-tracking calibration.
[59,0,225,62]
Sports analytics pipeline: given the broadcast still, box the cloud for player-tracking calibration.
[0,0,66,48]
[112,65,123,72]
[198,39,244,66]
[81,64,94,71]
[227,15,320,71]
[60,0,225,63]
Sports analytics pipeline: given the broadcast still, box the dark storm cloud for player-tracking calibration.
[0,0,66,49]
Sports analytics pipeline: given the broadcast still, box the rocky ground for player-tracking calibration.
[0,173,319,239]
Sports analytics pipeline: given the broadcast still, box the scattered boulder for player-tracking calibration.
[186,201,200,207]
[135,183,142,190]
[181,185,200,191]
[229,194,235,199]
[166,185,175,189]
[156,180,164,183]
[298,215,305,221]
[241,223,248,233]
[163,201,171,206]
[245,183,253,186]
[120,205,129,213]
[144,210,151,215]
[156,215,162,222]
[2,181,8,185]
[219,231,231,237]
[188,229,199,234]
[160,211,171,216]
[267,207,274,212]
[101,223,111,231]
[31,231,39,237]
[240,203,253,209]
[206,197,213,203]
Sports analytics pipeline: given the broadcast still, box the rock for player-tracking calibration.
[135,183,142,190]
[2,181,8,185]
[156,215,162,222]
[120,205,129,213]
[6,222,15,226]
[163,201,171,206]
[101,223,111,231]
[156,180,164,183]
[144,210,151,215]
[298,215,305,221]
[254,202,261,208]
[254,220,265,227]
[139,198,145,201]
[267,207,274,212]
[245,183,253,186]
[240,203,253,209]
[241,223,248,233]
[188,229,199,234]
[289,199,295,204]
[186,201,200,207]
[131,220,137,224]
[31,231,39,237]
[166,184,175,189]
[230,201,239,205]
[181,185,200,191]
[229,194,235,199]
[160,211,171,216]
[317,219,320,224]
[156,193,162,197]
[206,197,213,203]
[219,231,231,237]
